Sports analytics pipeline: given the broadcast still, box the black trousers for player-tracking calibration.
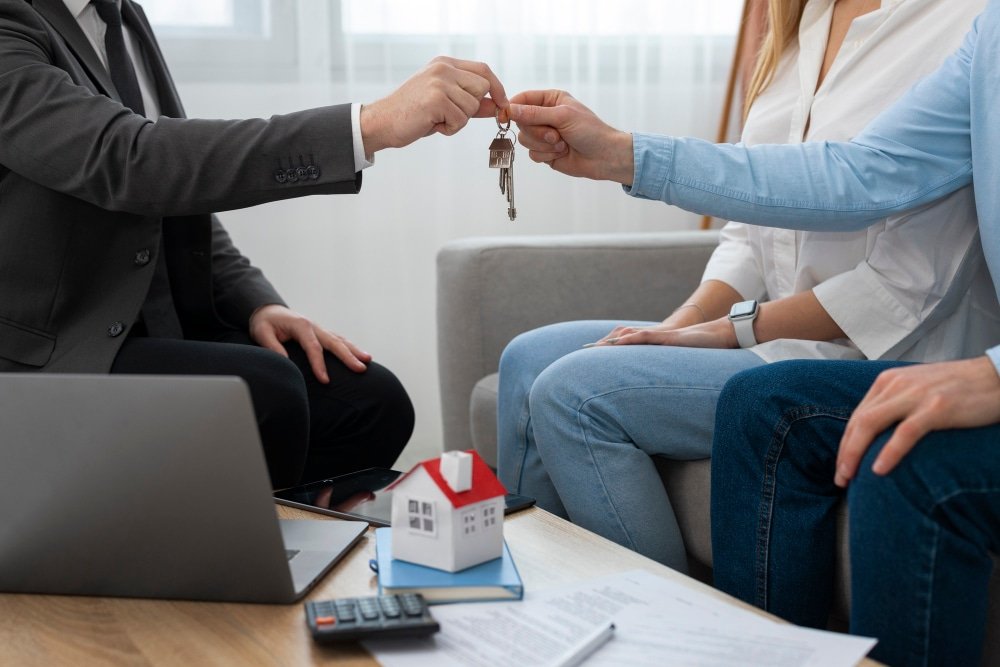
[110,333,414,489]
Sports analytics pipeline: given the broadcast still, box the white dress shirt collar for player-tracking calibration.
[63,0,120,20]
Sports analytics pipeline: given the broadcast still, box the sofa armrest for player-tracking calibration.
[436,231,720,452]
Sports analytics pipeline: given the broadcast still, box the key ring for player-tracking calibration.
[496,108,511,133]
[495,109,516,145]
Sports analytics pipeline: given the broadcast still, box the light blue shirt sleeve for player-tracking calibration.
[626,13,979,233]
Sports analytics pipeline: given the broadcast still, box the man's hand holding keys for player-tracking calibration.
[361,56,509,154]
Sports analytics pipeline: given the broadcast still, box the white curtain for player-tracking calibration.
[143,0,742,465]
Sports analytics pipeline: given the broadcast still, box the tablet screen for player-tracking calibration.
[274,468,401,526]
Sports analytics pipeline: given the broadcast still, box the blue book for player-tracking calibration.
[372,527,523,604]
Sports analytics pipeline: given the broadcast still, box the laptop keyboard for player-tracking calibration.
[286,549,300,561]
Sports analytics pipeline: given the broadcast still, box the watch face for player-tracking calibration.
[730,300,758,319]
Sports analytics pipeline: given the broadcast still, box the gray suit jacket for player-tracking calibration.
[0,0,361,372]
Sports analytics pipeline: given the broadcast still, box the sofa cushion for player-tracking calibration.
[470,373,500,467]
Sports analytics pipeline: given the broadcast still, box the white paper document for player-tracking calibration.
[364,596,613,667]
[364,570,877,667]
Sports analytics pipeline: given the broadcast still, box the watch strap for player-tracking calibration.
[732,317,758,348]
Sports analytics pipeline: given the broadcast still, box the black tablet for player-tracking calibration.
[274,467,535,526]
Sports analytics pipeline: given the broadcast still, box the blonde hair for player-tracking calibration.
[744,0,808,118]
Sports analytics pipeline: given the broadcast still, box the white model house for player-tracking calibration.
[388,450,507,572]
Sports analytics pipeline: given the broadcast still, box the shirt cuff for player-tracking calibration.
[352,103,374,171]
[813,265,917,360]
[622,133,672,201]
[987,345,1000,378]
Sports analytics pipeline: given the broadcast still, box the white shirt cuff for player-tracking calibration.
[987,345,1000,378]
[352,103,374,171]
[813,264,917,360]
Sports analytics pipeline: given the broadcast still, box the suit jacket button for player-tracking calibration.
[306,165,320,180]
[274,170,288,184]
[107,322,125,337]
[295,166,308,181]
[285,168,299,183]
[134,249,151,266]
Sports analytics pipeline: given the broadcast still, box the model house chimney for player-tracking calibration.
[440,451,472,493]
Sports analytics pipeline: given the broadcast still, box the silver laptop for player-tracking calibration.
[0,373,366,604]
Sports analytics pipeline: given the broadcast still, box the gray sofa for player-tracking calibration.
[437,231,1000,662]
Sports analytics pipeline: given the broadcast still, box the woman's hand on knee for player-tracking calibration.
[588,318,738,349]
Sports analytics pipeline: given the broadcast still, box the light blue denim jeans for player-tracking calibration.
[497,320,764,571]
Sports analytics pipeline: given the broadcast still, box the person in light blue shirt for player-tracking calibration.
[506,2,1000,664]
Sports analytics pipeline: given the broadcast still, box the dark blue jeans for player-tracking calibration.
[711,359,1000,667]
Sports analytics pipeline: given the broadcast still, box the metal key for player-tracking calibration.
[505,160,515,220]
[488,111,517,221]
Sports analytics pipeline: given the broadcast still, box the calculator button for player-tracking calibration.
[379,598,401,618]
[314,616,336,626]
[334,604,357,622]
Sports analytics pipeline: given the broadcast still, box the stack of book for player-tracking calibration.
[371,527,523,604]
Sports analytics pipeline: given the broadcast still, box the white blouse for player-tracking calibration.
[702,0,1000,363]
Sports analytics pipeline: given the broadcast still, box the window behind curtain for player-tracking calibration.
[142,0,741,87]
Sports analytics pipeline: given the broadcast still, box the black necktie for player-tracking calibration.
[92,0,145,116]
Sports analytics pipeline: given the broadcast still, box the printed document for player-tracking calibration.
[364,570,876,667]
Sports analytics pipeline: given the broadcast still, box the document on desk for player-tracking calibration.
[364,570,877,667]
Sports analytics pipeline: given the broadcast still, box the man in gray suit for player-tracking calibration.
[0,0,508,487]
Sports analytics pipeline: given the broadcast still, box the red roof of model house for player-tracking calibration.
[388,450,507,509]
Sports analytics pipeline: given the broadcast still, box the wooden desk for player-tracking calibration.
[0,506,879,666]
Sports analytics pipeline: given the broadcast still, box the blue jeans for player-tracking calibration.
[711,359,1000,667]
[497,320,764,571]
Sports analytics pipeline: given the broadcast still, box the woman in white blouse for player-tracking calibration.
[496,0,1000,569]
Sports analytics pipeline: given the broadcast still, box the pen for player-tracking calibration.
[549,621,615,667]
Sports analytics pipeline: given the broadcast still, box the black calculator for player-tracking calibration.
[305,593,440,644]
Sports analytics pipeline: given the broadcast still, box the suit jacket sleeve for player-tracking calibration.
[0,1,361,217]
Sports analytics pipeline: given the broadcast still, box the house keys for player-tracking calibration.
[488,110,516,221]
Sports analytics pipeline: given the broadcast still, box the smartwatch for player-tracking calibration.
[728,299,759,348]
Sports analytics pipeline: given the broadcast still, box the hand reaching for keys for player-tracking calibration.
[508,90,635,185]
[361,57,509,154]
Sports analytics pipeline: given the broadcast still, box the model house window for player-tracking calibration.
[406,498,436,535]
[461,509,478,536]
[482,505,497,529]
